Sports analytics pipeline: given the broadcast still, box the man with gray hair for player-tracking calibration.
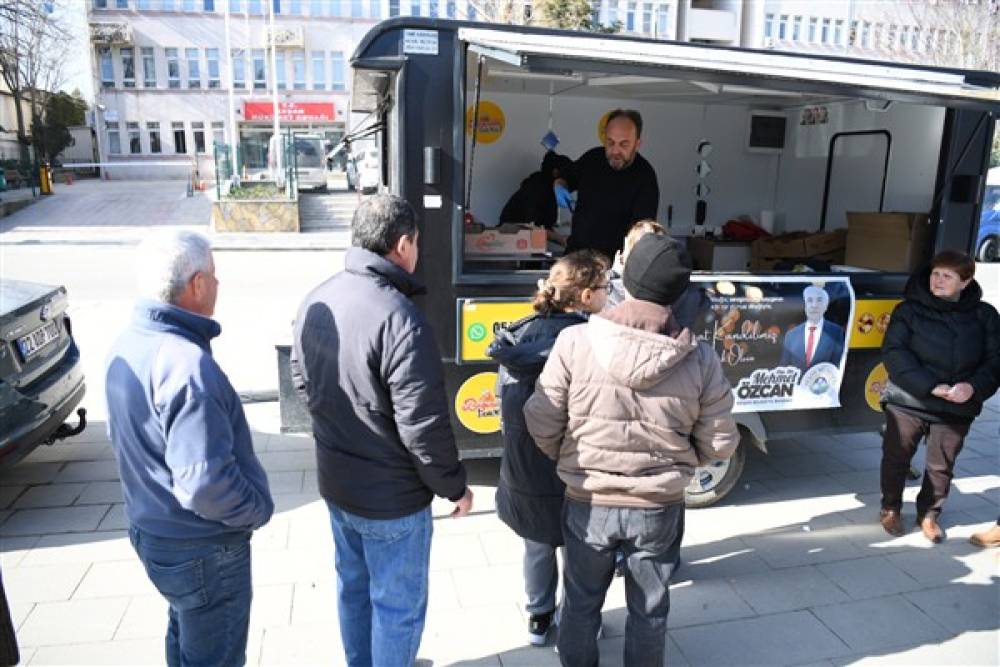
[105,230,273,667]
[779,284,846,374]
[291,194,472,666]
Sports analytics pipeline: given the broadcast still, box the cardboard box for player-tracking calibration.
[751,229,846,260]
[687,237,752,271]
[464,224,547,255]
[749,247,845,271]
[845,212,930,272]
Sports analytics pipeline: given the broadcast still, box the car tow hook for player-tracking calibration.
[45,408,87,445]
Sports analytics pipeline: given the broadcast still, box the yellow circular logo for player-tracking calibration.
[864,362,889,412]
[597,110,613,144]
[454,372,501,434]
[465,101,505,144]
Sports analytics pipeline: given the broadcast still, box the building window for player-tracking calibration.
[807,17,817,43]
[640,2,652,34]
[141,47,156,87]
[428,0,437,17]
[121,48,136,88]
[107,121,121,154]
[777,15,788,40]
[99,47,114,88]
[446,0,455,18]
[899,25,910,50]
[911,27,921,51]
[290,0,302,13]
[791,15,801,42]
[273,0,282,12]
[860,21,870,48]
[173,122,187,154]
[310,0,323,14]
[389,0,399,15]
[166,48,181,88]
[312,50,325,90]
[848,19,859,46]
[331,51,345,91]
[94,0,108,8]
[186,48,201,88]
[127,122,141,154]
[275,50,286,89]
[249,0,263,13]
[351,0,362,16]
[212,121,225,148]
[229,0,241,11]
[872,23,882,49]
[147,122,162,153]
[329,0,342,16]
[409,0,419,16]
[192,122,206,153]
[467,0,475,19]
[204,0,216,10]
[623,1,634,31]
[821,18,830,44]
[137,0,150,8]
[206,48,220,88]
[252,49,266,89]
[763,13,774,39]
[183,0,196,10]
[232,49,245,88]
[886,24,897,50]
[656,3,669,37]
[162,0,176,9]
[117,0,129,8]
[833,19,844,46]
[292,50,305,90]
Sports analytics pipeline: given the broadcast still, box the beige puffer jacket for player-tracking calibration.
[523,306,739,508]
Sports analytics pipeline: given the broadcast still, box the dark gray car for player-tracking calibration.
[0,280,86,468]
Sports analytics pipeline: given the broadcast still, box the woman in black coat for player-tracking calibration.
[487,250,608,646]
[879,250,1000,542]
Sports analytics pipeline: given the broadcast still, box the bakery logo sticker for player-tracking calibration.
[466,101,505,144]
[454,372,501,434]
[597,110,613,144]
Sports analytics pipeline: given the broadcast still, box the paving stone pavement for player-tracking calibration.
[1,398,997,666]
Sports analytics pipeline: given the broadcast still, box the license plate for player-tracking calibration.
[16,320,60,361]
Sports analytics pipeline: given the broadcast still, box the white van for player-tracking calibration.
[293,135,328,191]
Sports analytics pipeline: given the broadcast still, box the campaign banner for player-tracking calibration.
[691,276,855,413]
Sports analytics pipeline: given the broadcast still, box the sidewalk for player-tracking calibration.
[1,396,997,666]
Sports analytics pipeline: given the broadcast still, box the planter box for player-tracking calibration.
[211,198,300,233]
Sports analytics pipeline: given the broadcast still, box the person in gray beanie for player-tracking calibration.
[524,234,739,667]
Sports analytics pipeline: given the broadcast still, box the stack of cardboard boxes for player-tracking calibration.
[750,229,847,271]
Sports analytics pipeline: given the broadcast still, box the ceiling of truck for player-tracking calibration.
[459,27,1000,112]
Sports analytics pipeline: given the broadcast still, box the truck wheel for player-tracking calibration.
[685,435,747,508]
[977,236,997,263]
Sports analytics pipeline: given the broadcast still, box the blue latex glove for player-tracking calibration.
[554,183,575,212]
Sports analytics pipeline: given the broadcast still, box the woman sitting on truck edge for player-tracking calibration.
[486,250,609,647]
[879,249,1000,543]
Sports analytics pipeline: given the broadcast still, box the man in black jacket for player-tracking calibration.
[291,194,472,666]
[560,109,660,261]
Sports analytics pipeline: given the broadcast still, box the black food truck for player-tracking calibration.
[335,18,998,507]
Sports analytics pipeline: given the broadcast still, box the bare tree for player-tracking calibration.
[893,0,1000,72]
[0,0,72,164]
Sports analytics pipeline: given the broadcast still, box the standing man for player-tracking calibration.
[105,230,274,667]
[779,284,846,374]
[560,109,660,261]
[291,194,472,667]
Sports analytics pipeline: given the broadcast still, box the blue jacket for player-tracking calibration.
[105,300,273,539]
[488,312,588,546]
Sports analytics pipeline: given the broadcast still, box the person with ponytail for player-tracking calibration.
[487,250,610,647]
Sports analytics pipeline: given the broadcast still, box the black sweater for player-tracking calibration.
[881,267,1000,422]
[565,147,659,261]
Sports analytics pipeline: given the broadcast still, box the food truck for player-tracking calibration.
[343,18,999,506]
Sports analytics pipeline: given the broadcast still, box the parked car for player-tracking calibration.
[293,135,329,192]
[0,280,86,468]
[346,148,380,194]
[976,169,999,262]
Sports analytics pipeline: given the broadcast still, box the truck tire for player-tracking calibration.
[684,434,748,509]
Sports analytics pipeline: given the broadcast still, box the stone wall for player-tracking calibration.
[211,198,300,233]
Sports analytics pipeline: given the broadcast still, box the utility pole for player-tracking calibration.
[267,0,281,183]
[224,1,239,180]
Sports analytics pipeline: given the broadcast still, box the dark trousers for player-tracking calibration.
[880,404,970,519]
[558,498,683,667]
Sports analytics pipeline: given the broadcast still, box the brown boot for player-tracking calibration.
[879,509,905,537]
[970,524,1000,548]
[919,515,944,544]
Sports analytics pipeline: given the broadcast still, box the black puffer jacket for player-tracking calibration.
[488,312,588,546]
[881,267,1000,421]
[290,248,467,519]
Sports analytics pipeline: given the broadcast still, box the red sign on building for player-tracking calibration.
[243,101,336,122]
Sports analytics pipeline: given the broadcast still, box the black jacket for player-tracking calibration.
[290,248,467,519]
[881,267,1000,422]
[565,147,659,261]
[499,152,574,229]
[488,312,588,546]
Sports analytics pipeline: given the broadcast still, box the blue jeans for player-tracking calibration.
[128,527,253,667]
[558,499,683,667]
[327,502,433,667]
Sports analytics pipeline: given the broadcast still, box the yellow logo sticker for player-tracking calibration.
[459,300,535,362]
[466,100,505,144]
[455,372,501,434]
[865,362,889,412]
[597,110,613,145]
[850,299,900,349]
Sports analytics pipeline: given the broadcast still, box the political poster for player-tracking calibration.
[690,276,855,413]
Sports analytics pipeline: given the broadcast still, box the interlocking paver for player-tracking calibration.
[0,504,110,536]
[729,564,850,614]
[811,595,949,654]
[817,556,923,600]
[12,483,86,509]
[16,596,130,647]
